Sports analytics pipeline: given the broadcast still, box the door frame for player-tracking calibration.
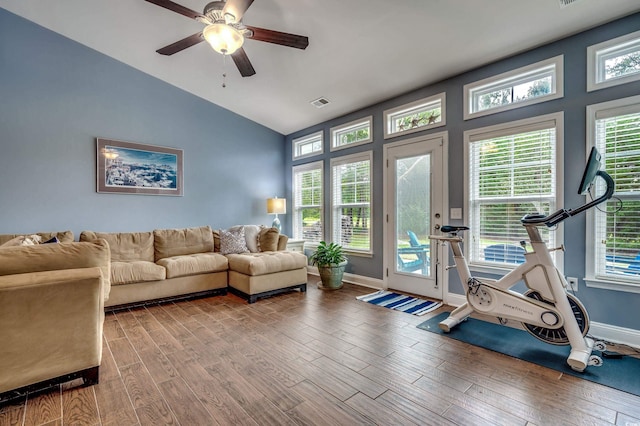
[382,131,450,301]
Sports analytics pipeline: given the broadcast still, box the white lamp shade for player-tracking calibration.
[203,23,244,55]
[266,198,286,214]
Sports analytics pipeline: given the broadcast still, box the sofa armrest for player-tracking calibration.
[0,268,104,393]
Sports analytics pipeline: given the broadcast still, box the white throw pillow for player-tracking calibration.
[243,225,261,253]
[219,228,249,255]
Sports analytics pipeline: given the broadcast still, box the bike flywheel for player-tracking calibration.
[522,291,589,345]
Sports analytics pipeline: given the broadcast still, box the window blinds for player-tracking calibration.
[293,162,323,243]
[594,111,640,281]
[469,124,557,265]
[331,154,372,252]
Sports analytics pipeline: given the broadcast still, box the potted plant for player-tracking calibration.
[310,241,348,290]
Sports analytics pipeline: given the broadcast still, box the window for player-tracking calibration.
[464,56,563,120]
[384,93,446,139]
[588,30,640,92]
[331,152,372,254]
[293,131,323,160]
[330,116,373,151]
[586,96,640,291]
[465,113,563,269]
[292,161,323,244]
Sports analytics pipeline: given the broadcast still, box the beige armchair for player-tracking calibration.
[0,240,110,404]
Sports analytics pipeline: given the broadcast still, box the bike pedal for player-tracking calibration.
[602,351,624,359]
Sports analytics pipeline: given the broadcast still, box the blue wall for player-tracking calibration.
[286,13,640,330]
[0,8,287,236]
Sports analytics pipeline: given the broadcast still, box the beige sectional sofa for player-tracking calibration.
[0,239,110,403]
[80,224,308,307]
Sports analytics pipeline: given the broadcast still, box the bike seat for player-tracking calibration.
[440,225,469,233]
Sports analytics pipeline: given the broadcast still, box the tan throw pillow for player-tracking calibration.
[258,227,280,252]
[220,228,249,255]
[0,236,24,247]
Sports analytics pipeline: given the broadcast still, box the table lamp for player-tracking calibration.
[266,197,286,232]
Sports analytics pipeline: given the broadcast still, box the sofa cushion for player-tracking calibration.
[153,226,214,261]
[258,227,280,252]
[110,261,166,285]
[80,231,155,262]
[220,227,249,255]
[0,231,73,246]
[226,251,307,276]
[243,225,262,253]
[156,253,229,279]
[0,240,111,300]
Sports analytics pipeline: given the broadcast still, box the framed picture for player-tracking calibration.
[96,138,183,196]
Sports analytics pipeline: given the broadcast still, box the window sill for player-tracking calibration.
[585,277,640,294]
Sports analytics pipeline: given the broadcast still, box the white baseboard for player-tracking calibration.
[589,321,640,349]
[306,267,384,290]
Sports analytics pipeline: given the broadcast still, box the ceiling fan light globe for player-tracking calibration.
[203,23,244,55]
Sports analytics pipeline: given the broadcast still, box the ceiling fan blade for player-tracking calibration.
[144,0,204,20]
[156,32,205,55]
[222,0,255,23]
[231,48,256,77]
[245,26,309,50]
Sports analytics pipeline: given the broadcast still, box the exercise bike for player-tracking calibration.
[430,147,614,372]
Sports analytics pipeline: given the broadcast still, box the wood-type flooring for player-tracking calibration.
[2,277,640,425]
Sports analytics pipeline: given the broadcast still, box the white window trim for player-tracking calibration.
[292,131,323,160]
[383,93,446,139]
[464,55,564,120]
[585,94,640,292]
[463,112,565,274]
[587,29,640,92]
[330,151,373,255]
[292,160,324,243]
[330,116,373,152]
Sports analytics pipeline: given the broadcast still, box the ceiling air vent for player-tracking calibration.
[310,97,330,108]
[559,0,581,7]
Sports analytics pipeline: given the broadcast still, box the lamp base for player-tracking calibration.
[272,216,281,233]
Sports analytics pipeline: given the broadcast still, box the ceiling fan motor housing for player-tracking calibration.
[203,1,226,22]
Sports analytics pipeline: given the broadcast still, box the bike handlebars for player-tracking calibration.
[521,170,615,227]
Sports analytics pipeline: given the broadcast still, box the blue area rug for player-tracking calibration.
[417,312,640,397]
[357,291,442,316]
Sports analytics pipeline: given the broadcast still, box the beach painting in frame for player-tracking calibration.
[96,138,183,196]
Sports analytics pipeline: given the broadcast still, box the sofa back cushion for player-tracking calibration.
[80,231,154,262]
[0,231,74,245]
[153,226,214,261]
[0,239,111,300]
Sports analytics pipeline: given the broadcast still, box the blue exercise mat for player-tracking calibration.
[417,312,640,397]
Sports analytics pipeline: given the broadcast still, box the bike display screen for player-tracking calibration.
[578,147,601,195]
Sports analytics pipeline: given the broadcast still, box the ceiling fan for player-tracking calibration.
[145,0,309,77]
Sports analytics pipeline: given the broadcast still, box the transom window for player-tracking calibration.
[331,152,372,254]
[588,30,640,92]
[586,96,640,290]
[330,116,373,151]
[465,113,562,269]
[293,131,323,160]
[292,161,323,244]
[383,93,446,139]
[464,56,563,120]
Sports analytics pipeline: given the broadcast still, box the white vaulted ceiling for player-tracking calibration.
[1,0,639,134]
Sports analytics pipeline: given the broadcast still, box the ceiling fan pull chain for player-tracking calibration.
[222,54,227,88]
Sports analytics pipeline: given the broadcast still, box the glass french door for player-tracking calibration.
[385,135,444,299]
